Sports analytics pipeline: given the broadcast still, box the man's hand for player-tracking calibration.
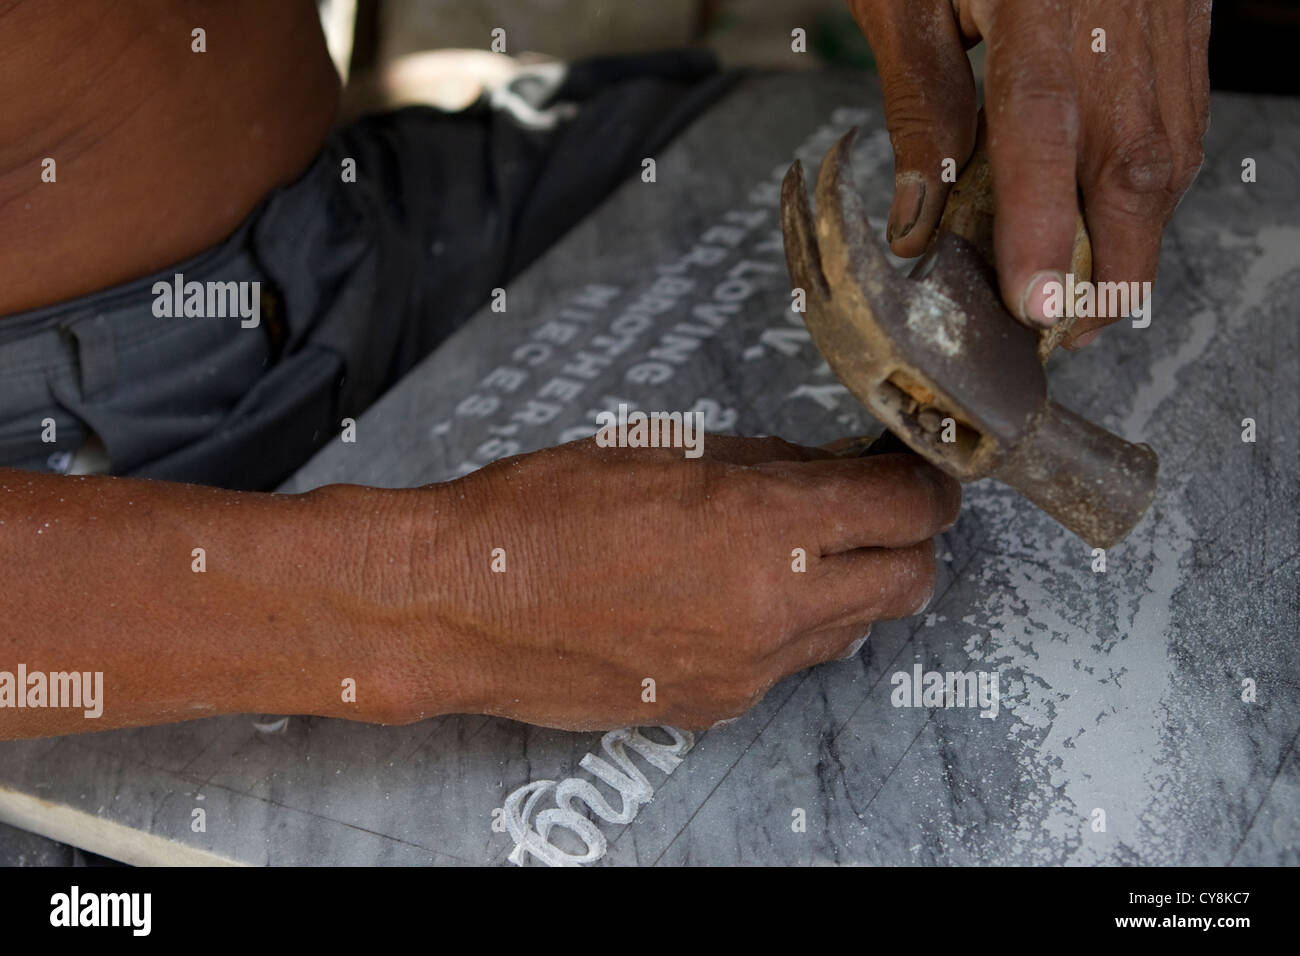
[847,0,1211,346]
[0,439,958,739]
[397,436,960,731]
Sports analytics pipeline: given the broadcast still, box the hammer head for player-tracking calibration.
[782,128,1158,549]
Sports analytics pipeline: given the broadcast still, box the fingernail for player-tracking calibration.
[1019,270,1065,327]
[886,173,926,243]
[839,633,870,662]
[1071,329,1100,349]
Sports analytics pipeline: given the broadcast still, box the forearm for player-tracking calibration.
[0,470,447,739]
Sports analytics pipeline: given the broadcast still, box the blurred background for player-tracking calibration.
[327,0,915,116]
[322,0,1298,119]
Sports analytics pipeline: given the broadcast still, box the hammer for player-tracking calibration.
[781,123,1158,549]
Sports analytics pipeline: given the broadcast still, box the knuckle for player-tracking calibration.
[883,80,949,137]
[994,94,1077,148]
[745,675,775,711]
[709,681,752,721]
[987,61,1078,138]
[757,435,812,461]
[988,107,1080,178]
[720,673,770,719]
[1107,129,1177,197]
[998,69,1075,111]
[728,689,759,719]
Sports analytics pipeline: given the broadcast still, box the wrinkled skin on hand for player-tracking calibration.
[404,436,959,731]
[847,0,1212,345]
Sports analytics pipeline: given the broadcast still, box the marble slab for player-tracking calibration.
[1,72,1296,865]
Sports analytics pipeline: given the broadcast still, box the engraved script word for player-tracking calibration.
[502,726,694,866]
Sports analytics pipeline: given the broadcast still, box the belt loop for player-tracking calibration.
[58,312,117,400]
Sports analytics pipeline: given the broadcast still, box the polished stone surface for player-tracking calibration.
[2,72,1296,865]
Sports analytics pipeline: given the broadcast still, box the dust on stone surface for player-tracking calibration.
[934,222,1300,865]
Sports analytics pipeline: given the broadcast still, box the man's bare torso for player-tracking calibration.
[0,0,340,316]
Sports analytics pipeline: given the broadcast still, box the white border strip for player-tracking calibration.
[0,786,242,867]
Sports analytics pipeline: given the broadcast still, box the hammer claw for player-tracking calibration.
[813,129,898,302]
[779,159,829,303]
[779,123,1160,549]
